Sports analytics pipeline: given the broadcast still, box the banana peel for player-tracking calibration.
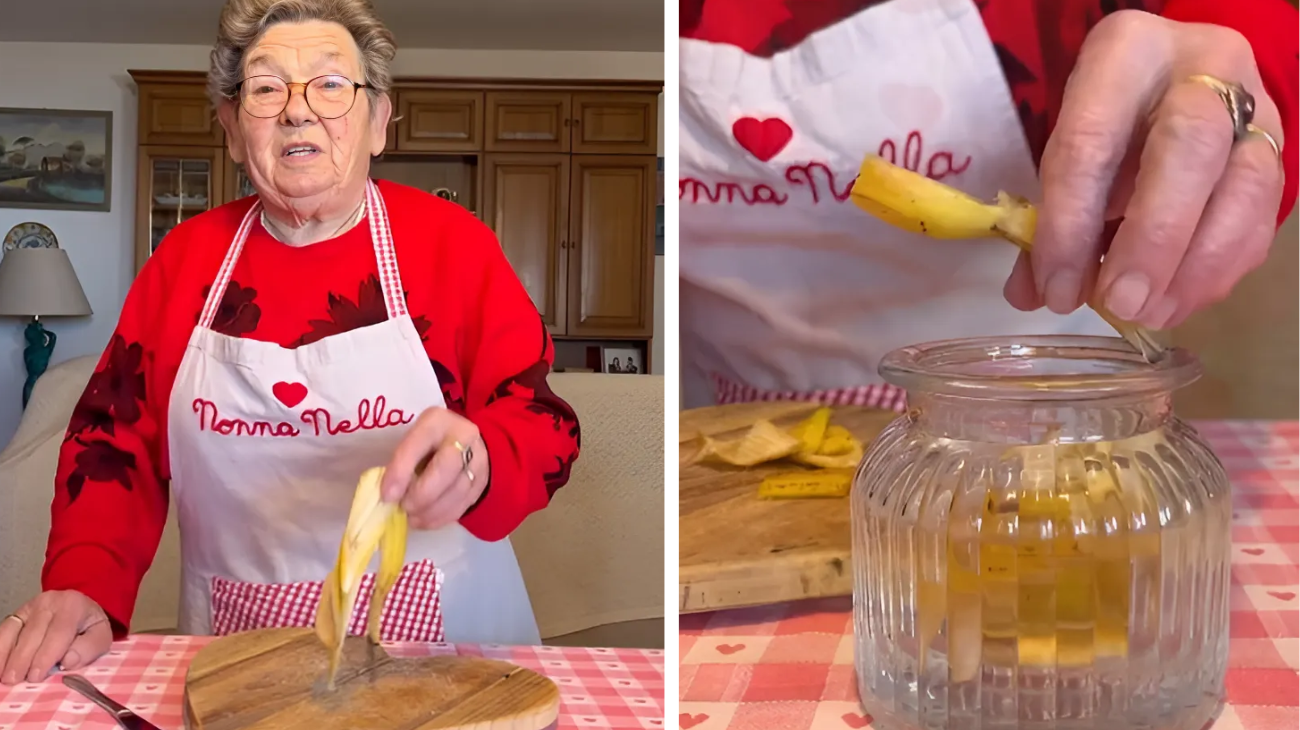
[694,407,864,470]
[849,155,1165,363]
[914,435,1166,680]
[695,419,803,467]
[315,466,408,690]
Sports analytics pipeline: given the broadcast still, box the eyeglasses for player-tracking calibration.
[234,74,370,119]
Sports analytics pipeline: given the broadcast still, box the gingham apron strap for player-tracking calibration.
[198,200,262,329]
[709,371,909,412]
[365,179,407,319]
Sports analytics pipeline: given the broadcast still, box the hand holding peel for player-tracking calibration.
[381,408,489,530]
[849,154,1164,361]
[1018,12,1284,330]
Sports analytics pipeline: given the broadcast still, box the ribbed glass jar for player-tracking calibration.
[851,336,1231,730]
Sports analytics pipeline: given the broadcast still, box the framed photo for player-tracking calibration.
[0,108,113,212]
[602,346,643,374]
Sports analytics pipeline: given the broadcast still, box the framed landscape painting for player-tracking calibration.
[0,108,113,212]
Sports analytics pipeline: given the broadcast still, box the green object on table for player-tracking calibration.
[21,319,56,409]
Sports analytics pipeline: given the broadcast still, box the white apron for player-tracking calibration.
[679,0,1113,410]
[166,180,541,646]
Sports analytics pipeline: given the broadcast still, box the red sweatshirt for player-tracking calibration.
[683,0,1300,226]
[42,180,581,636]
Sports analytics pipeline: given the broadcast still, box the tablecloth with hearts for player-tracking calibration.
[0,636,665,729]
[680,420,1299,730]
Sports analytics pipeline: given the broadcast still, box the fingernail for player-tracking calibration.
[1043,269,1083,314]
[62,650,79,670]
[2,672,15,685]
[26,668,40,683]
[1105,272,1151,320]
[1143,297,1179,329]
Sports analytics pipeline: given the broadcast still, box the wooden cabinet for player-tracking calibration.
[135,146,225,265]
[224,158,255,203]
[485,92,572,153]
[566,156,655,336]
[484,91,659,156]
[483,154,569,333]
[137,82,224,147]
[481,154,654,338]
[571,94,657,155]
[396,90,483,152]
[128,70,661,369]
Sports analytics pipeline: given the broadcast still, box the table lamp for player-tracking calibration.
[0,247,93,408]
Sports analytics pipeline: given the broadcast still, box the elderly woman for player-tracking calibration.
[0,0,580,685]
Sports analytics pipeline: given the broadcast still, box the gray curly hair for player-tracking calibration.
[208,0,397,111]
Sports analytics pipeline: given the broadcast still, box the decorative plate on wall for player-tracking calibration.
[3,222,59,253]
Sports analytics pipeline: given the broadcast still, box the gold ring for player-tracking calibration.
[3,614,24,628]
[1245,122,1282,161]
[453,440,475,482]
[1187,73,1256,140]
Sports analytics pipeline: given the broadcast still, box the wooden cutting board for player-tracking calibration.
[184,628,560,730]
[679,402,899,614]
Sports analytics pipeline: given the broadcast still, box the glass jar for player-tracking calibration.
[851,336,1231,730]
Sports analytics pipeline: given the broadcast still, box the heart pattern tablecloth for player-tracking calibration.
[681,420,1299,730]
[0,636,665,729]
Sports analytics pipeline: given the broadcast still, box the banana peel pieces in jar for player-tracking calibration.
[914,436,1166,683]
[314,465,409,690]
[693,408,865,497]
[848,154,1165,363]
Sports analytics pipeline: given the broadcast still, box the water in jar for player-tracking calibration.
[852,420,1231,730]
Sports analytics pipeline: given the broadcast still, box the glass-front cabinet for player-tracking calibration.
[135,146,225,265]
[226,159,255,202]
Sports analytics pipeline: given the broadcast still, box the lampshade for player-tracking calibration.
[0,248,93,318]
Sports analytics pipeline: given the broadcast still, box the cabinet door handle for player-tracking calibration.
[563,118,571,127]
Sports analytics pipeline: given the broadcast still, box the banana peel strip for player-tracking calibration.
[693,408,866,493]
[315,466,408,690]
[849,154,1164,363]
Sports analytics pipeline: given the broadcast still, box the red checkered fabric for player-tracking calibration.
[364,178,407,319]
[210,559,443,643]
[198,201,261,329]
[680,420,1300,730]
[0,635,664,730]
[709,372,909,412]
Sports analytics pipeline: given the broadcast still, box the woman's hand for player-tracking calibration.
[0,591,112,685]
[381,408,490,530]
[1005,10,1285,331]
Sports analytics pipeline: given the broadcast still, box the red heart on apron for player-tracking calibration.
[272,381,308,408]
[680,713,709,729]
[732,117,793,162]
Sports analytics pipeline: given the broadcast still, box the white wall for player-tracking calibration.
[0,42,664,446]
